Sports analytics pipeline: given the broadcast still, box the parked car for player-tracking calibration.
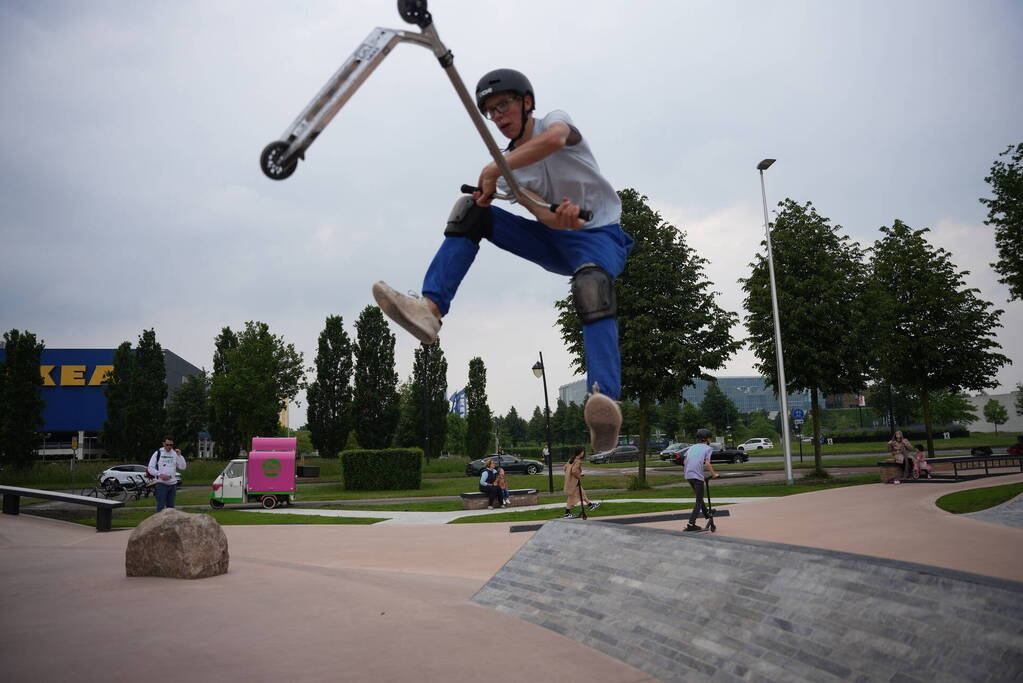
[669,443,749,466]
[646,439,670,453]
[589,445,641,464]
[659,442,691,461]
[465,454,545,476]
[1006,439,1023,456]
[97,464,181,487]
[737,438,774,451]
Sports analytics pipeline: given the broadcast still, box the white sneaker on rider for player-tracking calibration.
[584,384,622,453]
[372,281,441,344]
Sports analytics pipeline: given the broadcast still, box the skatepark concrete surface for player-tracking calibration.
[2,473,1021,683]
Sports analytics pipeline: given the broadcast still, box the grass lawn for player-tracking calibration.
[935,482,1023,515]
[448,501,703,524]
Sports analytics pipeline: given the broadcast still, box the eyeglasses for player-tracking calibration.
[483,96,519,120]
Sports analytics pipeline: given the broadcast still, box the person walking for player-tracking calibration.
[147,437,186,512]
[683,429,719,532]
[372,69,633,454]
[563,447,600,519]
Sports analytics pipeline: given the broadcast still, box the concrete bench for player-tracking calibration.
[460,488,539,510]
[0,485,125,531]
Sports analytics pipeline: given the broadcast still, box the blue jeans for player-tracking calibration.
[155,483,177,512]
[423,206,634,399]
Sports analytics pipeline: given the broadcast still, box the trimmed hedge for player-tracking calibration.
[341,448,423,490]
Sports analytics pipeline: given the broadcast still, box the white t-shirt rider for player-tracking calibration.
[497,110,621,228]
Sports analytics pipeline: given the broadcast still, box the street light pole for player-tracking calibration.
[758,158,794,485]
[532,353,555,494]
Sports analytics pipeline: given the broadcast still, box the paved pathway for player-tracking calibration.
[965,490,1023,528]
[247,497,773,524]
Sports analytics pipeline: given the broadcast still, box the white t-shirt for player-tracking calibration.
[683,444,713,481]
[148,447,187,481]
[497,110,621,228]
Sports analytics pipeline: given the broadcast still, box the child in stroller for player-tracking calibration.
[912,444,933,479]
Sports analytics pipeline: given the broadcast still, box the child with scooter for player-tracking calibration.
[684,429,719,532]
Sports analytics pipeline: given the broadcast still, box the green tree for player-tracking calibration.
[132,329,168,455]
[306,315,353,459]
[209,321,305,452]
[164,371,209,456]
[678,401,704,441]
[464,357,492,459]
[658,398,681,440]
[397,342,448,459]
[551,399,568,445]
[869,220,1010,455]
[209,327,241,458]
[556,189,740,485]
[565,402,587,445]
[699,382,739,435]
[444,412,467,455]
[741,199,871,474]
[352,306,399,449]
[983,399,1009,433]
[102,341,134,459]
[503,406,528,446]
[980,142,1023,301]
[102,330,167,459]
[0,329,45,470]
[925,391,977,426]
[526,406,546,445]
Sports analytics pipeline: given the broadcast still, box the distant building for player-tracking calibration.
[0,347,202,458]
[967,392,1023,433]
[559,376,824,414]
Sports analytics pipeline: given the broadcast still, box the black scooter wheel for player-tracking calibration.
[397,0,432,28]
[260,140,297,180]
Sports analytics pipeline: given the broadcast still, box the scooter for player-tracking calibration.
[260,0,591,221]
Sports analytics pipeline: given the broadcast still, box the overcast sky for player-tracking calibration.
[2,0,1021,429]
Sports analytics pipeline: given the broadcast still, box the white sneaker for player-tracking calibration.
[584,387,621,453]
[372,281,441,344]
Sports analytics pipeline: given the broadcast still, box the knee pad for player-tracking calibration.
[444,197,492,243]
[571,263,617,324]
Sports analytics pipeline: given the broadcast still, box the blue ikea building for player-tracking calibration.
[0,348,201,454]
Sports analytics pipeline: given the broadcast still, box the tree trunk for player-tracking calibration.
[921,389,935,457]
[637,397,649,487]
[887,383,896,436]
[811,386,824,474]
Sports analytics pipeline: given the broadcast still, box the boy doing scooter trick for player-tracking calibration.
[373,69,633,451]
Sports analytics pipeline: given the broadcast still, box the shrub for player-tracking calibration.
[341,448,422,490]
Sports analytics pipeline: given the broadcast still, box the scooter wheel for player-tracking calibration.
[397,0,432,28]
[260,140,297,180]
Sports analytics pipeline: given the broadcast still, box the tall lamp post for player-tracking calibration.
[532,353,555,494]
[758,158,794,485]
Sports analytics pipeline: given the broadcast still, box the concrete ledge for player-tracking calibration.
[460,489,538,510]
[473,520,1023,683]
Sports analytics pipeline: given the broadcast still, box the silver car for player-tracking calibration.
[97,464,181,487]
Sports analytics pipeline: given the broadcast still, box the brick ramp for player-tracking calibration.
[472,520,1023,683]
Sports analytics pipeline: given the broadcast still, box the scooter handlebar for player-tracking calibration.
[459,184,594,222]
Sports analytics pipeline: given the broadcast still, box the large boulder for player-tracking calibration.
[126,509,229,579]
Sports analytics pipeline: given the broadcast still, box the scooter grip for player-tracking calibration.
[460,184,479,194]
[548,203,593,223]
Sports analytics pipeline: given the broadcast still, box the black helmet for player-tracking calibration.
[475,69,534,113]
[696,428,713,441]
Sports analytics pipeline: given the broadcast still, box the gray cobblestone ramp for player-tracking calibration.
[471,520,1023,683]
